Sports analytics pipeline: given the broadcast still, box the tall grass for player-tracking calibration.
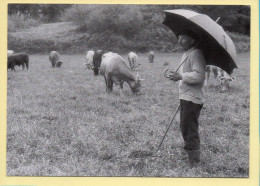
[8,12,41,32]
[7,53,249,177]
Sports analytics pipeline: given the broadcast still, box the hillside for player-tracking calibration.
[8,22,250,54]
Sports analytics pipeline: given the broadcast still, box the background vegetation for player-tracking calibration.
[8,4,250,54]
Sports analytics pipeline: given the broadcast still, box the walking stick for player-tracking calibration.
[154,105,180,154]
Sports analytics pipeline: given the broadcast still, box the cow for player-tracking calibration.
[8,53,29,71]
[127,52,140,71]
[100,52,144,95]
[148,51,154,63]
[49,51,62,68]
[205,65,234,92]
[7,50,14,56]
[93,50,105,76]
[85,50,94,69]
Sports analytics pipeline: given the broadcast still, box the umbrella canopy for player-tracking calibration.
[163,9,237,74]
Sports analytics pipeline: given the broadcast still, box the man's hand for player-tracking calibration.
[169,72,182,81]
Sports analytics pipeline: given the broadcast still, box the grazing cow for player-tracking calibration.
[148,51,154,63]
[93,50,105,76]
[100,52,144,94]
[8,53,29,71]
[85,50,95,69]
[49,51,62,68]
[7,50,14,56]
[127,52,140,71]
[205,65,234,92]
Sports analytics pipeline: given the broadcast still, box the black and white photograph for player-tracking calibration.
[6,4,250,177]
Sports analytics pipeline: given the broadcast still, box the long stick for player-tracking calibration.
[154,105,180,154]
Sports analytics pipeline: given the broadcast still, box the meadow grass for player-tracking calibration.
[7,52,249,177]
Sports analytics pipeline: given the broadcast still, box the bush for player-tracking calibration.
[62,5,144,38]
[8,12,40,32]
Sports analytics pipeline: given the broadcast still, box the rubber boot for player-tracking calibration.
[187,150,200,167]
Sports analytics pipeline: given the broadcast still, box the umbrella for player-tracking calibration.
[163,9,237,74]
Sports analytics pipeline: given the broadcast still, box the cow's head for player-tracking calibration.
[130,73,144,94]
[218,75,234,92]
[56,61,62,67]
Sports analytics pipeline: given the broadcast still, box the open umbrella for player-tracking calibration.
[163,9,237,74]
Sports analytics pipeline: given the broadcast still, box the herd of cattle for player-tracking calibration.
[7,49,234,93]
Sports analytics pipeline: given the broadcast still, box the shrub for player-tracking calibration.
[8,12,40,32]
[62,5,144,38]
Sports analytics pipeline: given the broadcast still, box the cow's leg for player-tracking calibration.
[119,81,124,95]
[205,71,210,86]
[106,75,113,93]
[212,68,219,86]
[104,76,109,92]
[26,62,29,70]
[11,63,15,71]
[22,63,25,70]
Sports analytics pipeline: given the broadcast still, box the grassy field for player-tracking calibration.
[7,52,249,177]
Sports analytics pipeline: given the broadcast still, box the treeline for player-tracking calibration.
[8,4,250,35]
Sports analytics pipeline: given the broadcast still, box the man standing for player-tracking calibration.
[169,31,206,167]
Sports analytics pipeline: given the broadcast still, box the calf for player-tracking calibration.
[205,65,234,92]
[148,51,154,63]
[8,53,29,71]
[85,50,94,69]
[127,52,140,71]
[49,51,62,68]
[100,52,144,94]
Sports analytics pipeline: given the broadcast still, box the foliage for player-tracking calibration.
[62,5,144,38]
[8,4,72,22]
[8,12,40,32]
[8,21,249,54]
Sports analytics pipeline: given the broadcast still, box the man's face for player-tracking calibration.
[178,34,195,50]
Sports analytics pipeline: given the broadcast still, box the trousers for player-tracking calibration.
[180,99,203,151]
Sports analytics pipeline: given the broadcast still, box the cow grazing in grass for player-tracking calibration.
[85,50,94,69]
[148,51,154,63]
[8,53,29,71]
[205,65,234,92]
[93,50,105,76]
[100,52,144,94]
[127,52,140,71]
[49,51,62,68]
[7,50,14,56]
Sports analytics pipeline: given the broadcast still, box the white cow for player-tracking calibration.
[7,50,14,56]
[205,65,234,92]
[100,52,144,94]
[127,52,140,71]
[85,50,95,69]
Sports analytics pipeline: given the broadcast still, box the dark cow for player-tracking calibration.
[100,52,144,94]
[49,51,62,68]
[92,50,105,76]
[205,65,234,92]
[8,53,29,71]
